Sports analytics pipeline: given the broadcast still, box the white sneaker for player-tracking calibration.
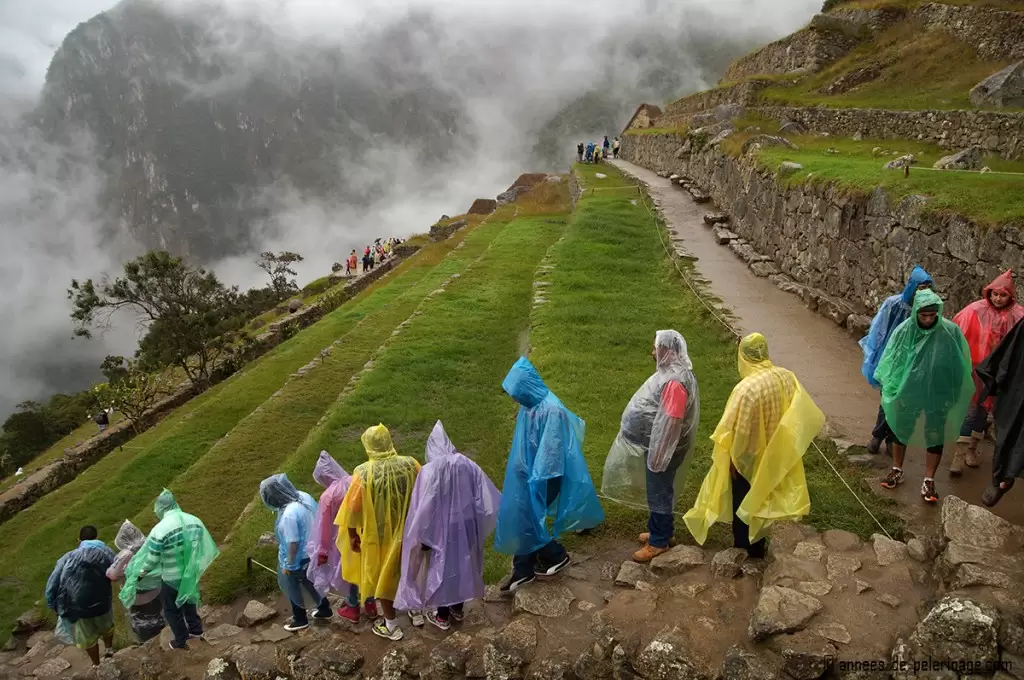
[409,610,425,628]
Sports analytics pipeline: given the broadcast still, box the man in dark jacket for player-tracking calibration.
[975,317,1024,507]
[46,526,117,665]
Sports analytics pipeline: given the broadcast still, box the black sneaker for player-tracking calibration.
[312,609,333,621]
[537,555,571,577]
[450,608,464,623]
[880,468,904,490]
[499,573,535,594]
[867,437,882,454]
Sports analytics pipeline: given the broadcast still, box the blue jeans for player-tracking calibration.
[345,585,375,609]
[960,404,989,438]
[646,452,686,548]
[871,404,888,441]
[161,584,202,649]
[280,559,331,625]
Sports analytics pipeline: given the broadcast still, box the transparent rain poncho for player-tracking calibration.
[335,424,420,601]
[601,330,700,515]
[107,520,164,641]
[860,266,933,388]
[494,358,604,556]
[874,289,974,448]
[395,421,501,611]
[260,473,321,606]
[120,489,219,608]
[46,539,116,622]
[684,333,824,544]
[306,451,352,594]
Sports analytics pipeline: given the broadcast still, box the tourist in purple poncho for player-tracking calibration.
[394,421,501,630]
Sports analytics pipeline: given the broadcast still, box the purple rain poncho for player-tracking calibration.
[306,451,353,594]
[394,421,501,612]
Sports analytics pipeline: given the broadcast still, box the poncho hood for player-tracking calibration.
[154,489,180,519]
[502,357,550,408]
[738,333,773,378]
[912,289,945,329]
[901,265,934,304]
[655,329,693,372]
[426,420,457,462]
[362,424,398,460]
[114,520,145,552]
[313,451,348,488]
[984,270,1017,305]
[260,473,301,511]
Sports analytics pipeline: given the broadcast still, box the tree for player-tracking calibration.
[69,251,240,386]
[256,251,304,297]
[92,357,176,434]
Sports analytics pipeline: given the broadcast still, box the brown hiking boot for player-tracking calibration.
[949,442,968,477]
[633,544,669,563]
[965,438,981,468]
[638,532,678,547]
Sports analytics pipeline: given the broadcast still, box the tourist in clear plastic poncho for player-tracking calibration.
[106,520,164,643]
[335,424,420,641]
[495,357,604,593]
[395,421,501,631]
[121,489,219,650]
[260,473,333,631]
[975,317,1024,507]
[684,333,824,557]
[860,265,934,454]
[307,452,366,623]
[46,526,116,665]
[601,330,700,563]
[874,289,973,503]
[949,270,1024,476]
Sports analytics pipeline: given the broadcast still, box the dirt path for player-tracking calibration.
[611,159,1024,528]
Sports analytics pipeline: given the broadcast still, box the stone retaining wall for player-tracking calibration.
[916,3,1024,61]
[0,242,424,525]
[724,26,861,83]
[621,132,1024,333]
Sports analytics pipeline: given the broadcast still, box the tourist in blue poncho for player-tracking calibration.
[859,265,933,453]
[495,357,604,593]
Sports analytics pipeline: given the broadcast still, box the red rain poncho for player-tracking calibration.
[953,271,1024,406]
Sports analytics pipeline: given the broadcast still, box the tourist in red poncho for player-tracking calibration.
[949,270,1024,476]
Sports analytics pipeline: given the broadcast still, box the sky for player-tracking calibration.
[0,0,820,419]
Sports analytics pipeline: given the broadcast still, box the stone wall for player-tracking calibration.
[620,132,1024,330]
[0,244,422,525]
[756,105,1024,159]
[723,25,861,83]
[657,81,772,130]
[916,3,1024,61]
[429,218,468,241]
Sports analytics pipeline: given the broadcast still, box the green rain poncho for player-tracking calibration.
[873,289,973,448]
[120,490,219,608]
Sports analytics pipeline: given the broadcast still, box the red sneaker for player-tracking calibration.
[337,604,360,623]
[364,600,378,619]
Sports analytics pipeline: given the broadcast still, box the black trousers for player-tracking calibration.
[731,472,766,559]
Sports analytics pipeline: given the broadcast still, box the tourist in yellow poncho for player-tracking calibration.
[335,424,419,641]
[684,333,824,557]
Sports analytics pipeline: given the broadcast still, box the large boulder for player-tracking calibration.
[287,640,364,680]
[236,600,277,627]
[721,645,782,680]
[772,631,837,680]
[748,586,823,642]
[764,555,827,586]
[970,60,1024,109]
[933,147,982,171]
[429,631,474,678]
[941,495,1024,551]
[649,545,705,575]
[484,618,538,680]
[871,534,908,565]
[711,548,748,579]
[228,645,280,680]
[513,582,575,617]
[741,135,797,155]
[632,626,710,680]
[12,610,45,635]
[909,596,1000,666]
[615,561,652,588]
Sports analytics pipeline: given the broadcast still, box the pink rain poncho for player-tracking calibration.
[953,270,1024,406]
[394,421,501,612]
[305,451,352,595]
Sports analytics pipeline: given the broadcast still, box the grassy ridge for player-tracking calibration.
[203,197,569,601]
[0,228,476,642]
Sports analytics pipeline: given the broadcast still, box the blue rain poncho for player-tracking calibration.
[46,539,116,622]
[859,266,933,388]
[259,473,317,572]
[494,358,604,555]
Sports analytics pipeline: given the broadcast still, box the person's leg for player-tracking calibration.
[924,446,943,479]
[161,585,189,648]
[966,404,987,467]
[511,551,537,581]
[643,453,683,549]
[869,404,888,453]
[283,570,310,627]
[536,540,569,574]
[86,643,100,666]
[297,567,331,618]
[730,471,765,557]
[437,605,450,621]
[182,603,203,636]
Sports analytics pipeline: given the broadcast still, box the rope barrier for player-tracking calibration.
[602,163,893,540]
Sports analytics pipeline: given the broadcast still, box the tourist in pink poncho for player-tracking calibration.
[394,421,501,630]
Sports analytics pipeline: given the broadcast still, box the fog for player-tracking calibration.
[0,0,819,418]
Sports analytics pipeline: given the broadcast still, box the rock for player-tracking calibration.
[711,548,748,578]
[600,562,619,581]
[793,541,826,562]
[846,454,880,467]
[764,554,827,585]
[236,600,277,627]
[855,580,872,594]
[831,439,856,457]
[633,626,707,680]
[910,596,999,666]
[689,188,711,204]
[872,534,908,565]
[430,631,474,677]
[875,593,901,609]
[288,639,365,680]
[671,583,709,598]
[204,658,241,680]
[906,538,929,562]
[773,631,836,680]
[713,227,739,245]
[202,624,243,643]
[749,262,778,278]
[795,581,832,597]
[650,545,705,575]
[703,213,729,226]
[33,658,72,677]
[249,626,292,644]
[852,131,863,142]
[377,648,415,680]
[741,135,797,154]
[614,561,651,588]
[812,623,852,645]
[822,530,861,552]
[287,298,302,313]
[969,60,1024,109]
[778,162,804,176]
[721,645,781,680]
[668,174,680,182]
[941,495,1023,550]
[514,582,575,617]
[578,601,597,612]
[595,173,607,179]
[229,645,279,680]
[981,166,992,173]
[933,147,982,171]
[529,655,575,680]
[825,554,861,581]
[256,532,277,548]
[769,523,811,552]
[748,586,823,642]
[13,610,45,635]
[574,642,612,680]
[884,154,917,170]
[484,618,537,680]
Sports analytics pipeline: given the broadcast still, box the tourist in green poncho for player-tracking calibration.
[873,289,973,503]
[121,489,219,650]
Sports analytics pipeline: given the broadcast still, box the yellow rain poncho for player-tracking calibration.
[684,334,825,544]
[335,424,420,601]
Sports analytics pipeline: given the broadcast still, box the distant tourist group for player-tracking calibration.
[346,237,403,277]
[578,135,619,164]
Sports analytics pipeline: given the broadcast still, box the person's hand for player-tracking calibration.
[317,553,328,566]
[350,535,361,553]
[283,568,292,575]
